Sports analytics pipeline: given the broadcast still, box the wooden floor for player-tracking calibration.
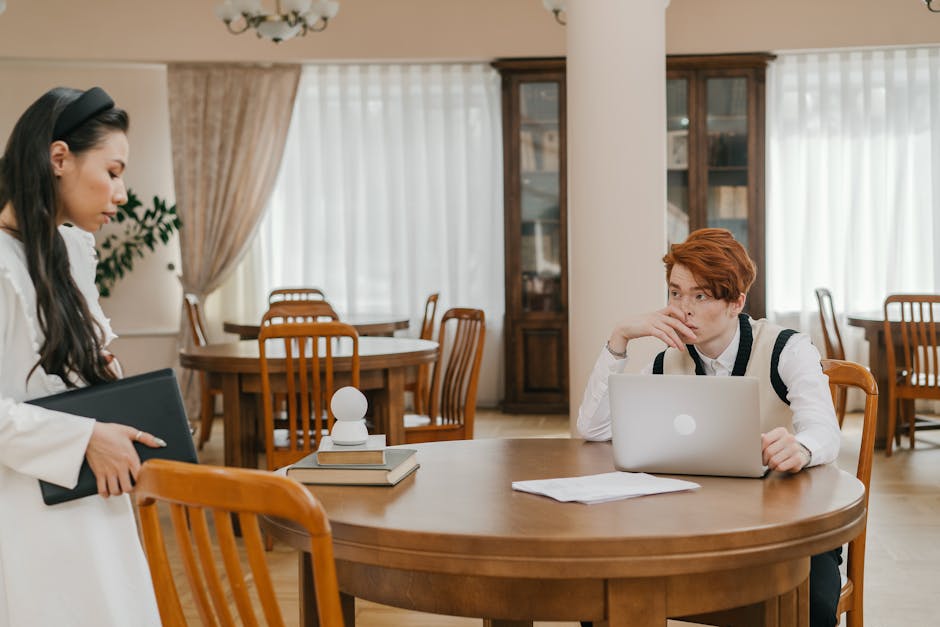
[164,409,940,627]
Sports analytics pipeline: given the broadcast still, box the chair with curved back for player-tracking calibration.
[135,459,344,627]
[883,294,940,456]
[258,320,360,470]
[261,299,340,326]
[183,293,221,450]
[815,288,848,425]
[822,358,877,627]
[268,287,327,304]
[404,308,485,443]
[404,292,439,414]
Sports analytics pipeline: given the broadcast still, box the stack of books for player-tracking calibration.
[286,435,419,486]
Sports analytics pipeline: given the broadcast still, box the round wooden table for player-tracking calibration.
[223,312,411,340]
[265,438,866,627]
[179,337,437,467]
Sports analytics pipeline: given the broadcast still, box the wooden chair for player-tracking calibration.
[135,459,344,627]
[183,293,221,450]
[262,300,339,326]
[822,358,878,627]
[268,287,327,304]
[258,320,360,470]
[404,308,485,443]
[815,287,848,425]
[883,294,940,456]
[404,292,439,414]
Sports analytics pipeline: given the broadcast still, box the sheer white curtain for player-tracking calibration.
[211,63,505,405]
[766,47,940,372]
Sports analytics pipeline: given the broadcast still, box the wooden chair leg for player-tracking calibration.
[903,399,916,449]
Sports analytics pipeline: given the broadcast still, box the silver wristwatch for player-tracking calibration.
[798,442,812,468]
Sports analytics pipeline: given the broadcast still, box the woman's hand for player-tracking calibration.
[761,427,809,474]
[608,305,697,354]
[85,423,166,498]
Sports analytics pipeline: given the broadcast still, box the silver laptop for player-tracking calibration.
[608,373,767,478]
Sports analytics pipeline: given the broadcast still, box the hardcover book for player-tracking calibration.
[27,368,199,505]
[287,448,418,486]
[316,434,387,465]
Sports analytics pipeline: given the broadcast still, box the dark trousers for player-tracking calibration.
[580,546,843,627]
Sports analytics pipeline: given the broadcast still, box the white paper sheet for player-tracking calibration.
[511,471,700,505]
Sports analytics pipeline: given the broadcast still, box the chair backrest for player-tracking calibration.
[883,294,940,391]
[258,321,360,470]
[419,293,440,341]
[820,359,877,624]
[135,459,344,627]
[814,288,845,360]
[268,287,327,304]
[183,293,208,347]
[262,300,340,326]
[427,308,486,435]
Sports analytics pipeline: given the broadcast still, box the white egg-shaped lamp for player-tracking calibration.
[329,386,369,445]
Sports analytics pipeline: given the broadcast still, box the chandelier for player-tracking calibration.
[542,0,567,25]
[215,0,340,43]
[928,0,940,11]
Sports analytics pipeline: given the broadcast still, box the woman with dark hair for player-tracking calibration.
[577,228,843,627]
[0,87,161,626]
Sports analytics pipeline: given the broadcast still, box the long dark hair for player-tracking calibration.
[0,87,129,386]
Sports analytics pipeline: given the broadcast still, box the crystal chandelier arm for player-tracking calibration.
[224,19,252,34]
[305,17,329,33]
[542,0,567,25]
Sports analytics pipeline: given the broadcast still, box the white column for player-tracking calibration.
[567,0,669,431]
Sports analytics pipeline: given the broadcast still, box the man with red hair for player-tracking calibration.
[577,228,842,627]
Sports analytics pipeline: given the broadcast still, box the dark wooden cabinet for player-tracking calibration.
[494,58,568,414]
[666,53,774,319]
[494,54,772,412]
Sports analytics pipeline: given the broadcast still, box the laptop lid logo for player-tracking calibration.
[673,413,696,436]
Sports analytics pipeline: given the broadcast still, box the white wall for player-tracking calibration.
[0,61,179,375]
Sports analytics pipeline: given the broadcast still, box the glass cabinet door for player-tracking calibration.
[704,77,749,249]
[666,78,691,245]
[518,82,562,313]
[495,57,568,413]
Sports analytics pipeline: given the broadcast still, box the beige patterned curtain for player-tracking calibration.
[167,63,300,412]
[168,62,300,302]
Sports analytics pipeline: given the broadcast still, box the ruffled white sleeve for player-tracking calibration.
[59,225,117,346]
[0,275,95,487]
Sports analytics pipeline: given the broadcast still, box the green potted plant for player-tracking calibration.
[95,190,182,297]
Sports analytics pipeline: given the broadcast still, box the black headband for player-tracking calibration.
[52,87,115,141]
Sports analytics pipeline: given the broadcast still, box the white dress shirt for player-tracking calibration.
[576,327,841,466]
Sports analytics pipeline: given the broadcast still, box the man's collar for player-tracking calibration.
[696,325,740,372]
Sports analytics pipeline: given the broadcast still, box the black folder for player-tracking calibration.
[27,368,199,505]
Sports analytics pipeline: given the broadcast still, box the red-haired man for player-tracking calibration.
[577,228,842,627]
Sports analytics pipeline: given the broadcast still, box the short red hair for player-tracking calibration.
[662,228,756,303]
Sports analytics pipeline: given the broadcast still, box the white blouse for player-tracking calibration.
[0,226,159,627]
